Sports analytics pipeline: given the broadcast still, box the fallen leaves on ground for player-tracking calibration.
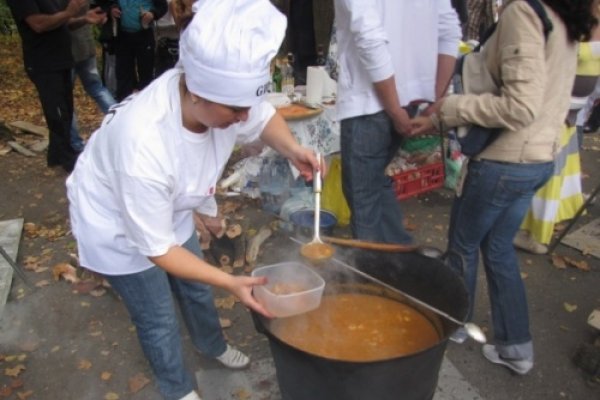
[564,302,578,313]
[52,262,79,283]
[4,365,25,378]
[232,388,252,400]
[220,317,232,328]
[215,295,237,310]
[22,222,68,241]
[77,359,92,371]
[16,390,33,400]
[551,254,590,271]
[128,373,150,393]
[100,372,112,381]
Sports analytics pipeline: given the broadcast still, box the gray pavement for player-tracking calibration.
[0,139,599,399]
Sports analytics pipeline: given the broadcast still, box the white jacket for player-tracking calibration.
[67,69,273,275]
[334,0,461,121]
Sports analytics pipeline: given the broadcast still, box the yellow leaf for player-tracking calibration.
[52,262,79,283]
[5,364,26,378]
[220,318,232,329]
[128,373,150,393]
[564,303,578,313]
[551,255,567,269]
[104,393,119,400]
[16,390,33,400]
[78,359,92,370]
[100,371,112,381]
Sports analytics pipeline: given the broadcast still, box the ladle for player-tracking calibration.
[331,257,486,343]
[292,237,486,343]
[300,154,335,262]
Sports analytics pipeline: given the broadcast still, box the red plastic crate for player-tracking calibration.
[392,162,445,200]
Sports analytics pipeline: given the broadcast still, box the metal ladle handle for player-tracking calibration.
[312,153,322,242]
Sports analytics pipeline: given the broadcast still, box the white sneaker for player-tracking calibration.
[215,344,250,369]
[513,230,548,254]
[449,327,469,344]
[482,344,533,375]
[178,391,202,400]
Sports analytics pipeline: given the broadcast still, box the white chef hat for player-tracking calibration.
[179,0,287,107]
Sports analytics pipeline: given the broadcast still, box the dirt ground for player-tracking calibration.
[0,35,599,400]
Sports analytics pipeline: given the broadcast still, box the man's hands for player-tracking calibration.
[408,99,445,136]
[65,0,86,18]
[410,115,436,136]
[141,11,155,27]
[85,7,108,25]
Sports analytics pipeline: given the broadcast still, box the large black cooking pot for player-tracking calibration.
[253,250,469,400]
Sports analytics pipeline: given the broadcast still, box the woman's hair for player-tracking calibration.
[170,0,196,31]
[543,0,597,42]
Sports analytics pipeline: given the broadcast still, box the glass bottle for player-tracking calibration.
[282,52,295,97]
[315,44,326,66]
[272,58,282,93]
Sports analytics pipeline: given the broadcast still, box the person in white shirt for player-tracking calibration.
[334,0,461,244]
[66,1,319,399]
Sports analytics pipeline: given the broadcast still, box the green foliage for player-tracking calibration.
[0,0,16,35]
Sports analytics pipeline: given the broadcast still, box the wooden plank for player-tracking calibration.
[8,121,49,138]
[0,218,24,317]
[562,217,600,259]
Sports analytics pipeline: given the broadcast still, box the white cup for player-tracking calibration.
[306,66,325,104]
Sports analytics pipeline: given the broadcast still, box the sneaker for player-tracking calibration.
[482,344,533,375]
[513,230,547,255]
[215,344,250,369]
[449,327,469,344]
[179,391,202,400]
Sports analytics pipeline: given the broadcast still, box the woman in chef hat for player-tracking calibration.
[67,1,319,399]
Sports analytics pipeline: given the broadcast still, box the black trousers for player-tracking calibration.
[115,29,155,101]
[26,68,78,172]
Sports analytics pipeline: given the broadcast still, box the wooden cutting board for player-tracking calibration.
[277,103,324,121]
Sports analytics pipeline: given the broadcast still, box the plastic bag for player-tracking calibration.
[321,155,351,226]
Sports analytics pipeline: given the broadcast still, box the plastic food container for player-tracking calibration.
[251,262,325,318]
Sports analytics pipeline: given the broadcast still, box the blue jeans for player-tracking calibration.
[105,233,226,400]
[340,111,413,244]
[448,160,553,360]
[70,56,117,151]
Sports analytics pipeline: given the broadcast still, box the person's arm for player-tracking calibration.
[68,7,107,30]
[373,77,412,134]
[115,166,274,317]
[426,2,548,134]
[149,246,273,317]
[259,112,321,180]
[148,0,168,22]
[24,0,84,33]
[420,0,461,116]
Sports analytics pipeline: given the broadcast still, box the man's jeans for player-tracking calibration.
[448,159,553,360]
[27,68,78,171]
[70,56,117,151]
[105,233,226,400]
[341,111,413,244]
